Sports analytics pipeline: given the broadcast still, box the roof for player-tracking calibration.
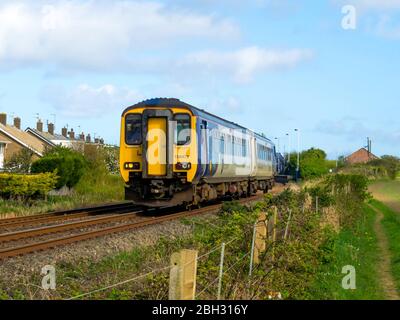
[122,98,274,144]
[0,123,45,156]
[26,127,70,144]
[345,148,379,164]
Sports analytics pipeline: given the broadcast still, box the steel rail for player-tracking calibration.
[0,211,143,243]
[0,195,262,259]
[0,202,137,228]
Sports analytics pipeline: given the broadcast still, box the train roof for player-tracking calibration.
[122,98,273,144]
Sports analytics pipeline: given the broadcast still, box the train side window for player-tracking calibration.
[220,136,225,153]
[174,114,191,145]
[126,114,142,145]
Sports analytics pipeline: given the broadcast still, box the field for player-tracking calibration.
[369,179,400,212]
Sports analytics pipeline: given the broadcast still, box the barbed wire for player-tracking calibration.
[195,251,250,299]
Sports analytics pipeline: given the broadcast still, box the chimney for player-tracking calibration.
[62,127,68,137]
[86,134,91,143]
[0,113,6,126]
[69,128,75,140]
[48,123,55,136]
[79,132,85,141]
[37,119,43,132]
[14,117,21,130]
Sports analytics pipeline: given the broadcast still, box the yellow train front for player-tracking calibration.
[120,98,276,207]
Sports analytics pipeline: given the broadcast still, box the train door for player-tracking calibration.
[147,117,167,176]
[200,120,208,176]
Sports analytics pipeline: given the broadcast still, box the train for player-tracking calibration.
[119,98,282,207]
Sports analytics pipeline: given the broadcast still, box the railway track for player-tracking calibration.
[0,202,138,229]
[0,195,263,260]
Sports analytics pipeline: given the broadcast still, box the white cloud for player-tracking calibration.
[315,117,400,147]
[334,0,400,11]
[180,46,313,83]
[42,84,144,117]
[0,0,239,70]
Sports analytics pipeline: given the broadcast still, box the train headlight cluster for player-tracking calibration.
[124,162,140,170]
[175,162,191,170]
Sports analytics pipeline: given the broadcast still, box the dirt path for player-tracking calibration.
[371,205,400,300]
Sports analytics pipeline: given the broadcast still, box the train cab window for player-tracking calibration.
[174,114,191,145]
[126,114,142,145]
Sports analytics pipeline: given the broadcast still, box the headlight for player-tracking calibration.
[176,162,191,170]
[124,162,140,170]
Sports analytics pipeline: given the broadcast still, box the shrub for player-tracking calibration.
[31,147,87,189]
[0,173,58,200]
[3,149,35,173]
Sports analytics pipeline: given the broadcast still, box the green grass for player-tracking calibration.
[309,204,384,300]
[0,173,124,217]
[369,200,400,293]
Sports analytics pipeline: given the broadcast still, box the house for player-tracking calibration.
[345,147,379,165]
[0,113,48,169]
[26,120,104,153]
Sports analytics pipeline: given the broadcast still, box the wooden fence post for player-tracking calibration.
[169,249,198,300]
[273,207,278,242]
[284,209,292,240]
[253,212,267,265]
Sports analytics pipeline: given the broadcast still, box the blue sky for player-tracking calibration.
[0,0,399,158]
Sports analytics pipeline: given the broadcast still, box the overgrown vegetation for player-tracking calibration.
[286,148,336,180]
[309,204,384,299]
[339,155,400,180]
[3,149,36,173]
[369,200,400,292]
[0,173,374,300]
[31,146,87,189]
[0,172,58,201]
[0,145,124,217]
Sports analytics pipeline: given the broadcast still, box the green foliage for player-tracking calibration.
[370,200,400,292]
[0,172,58,200]
[369,155,400,180]
[3,149,35,173]
[287,148,333,180]
[31,146,87,189]
[309,205,384,300]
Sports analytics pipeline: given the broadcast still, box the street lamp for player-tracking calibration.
[294,129,300,181]
[286,133,291,162]
[274,137,280,154]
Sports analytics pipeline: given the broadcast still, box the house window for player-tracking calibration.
[0,144,5,169]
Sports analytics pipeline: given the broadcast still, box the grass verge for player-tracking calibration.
[369,199,400,294]
[309,204,384,300]
[0,174,124,217]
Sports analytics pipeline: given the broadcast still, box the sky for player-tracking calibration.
[0,0,399,159]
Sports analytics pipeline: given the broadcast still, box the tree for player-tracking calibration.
[286,148,331,180]
[369,155,400,180]
[3,149,35,173]
[31,146,87,189]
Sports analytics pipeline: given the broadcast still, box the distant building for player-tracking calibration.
[26,121,104,153]
[345,148,379,165]
[0,113,46,169]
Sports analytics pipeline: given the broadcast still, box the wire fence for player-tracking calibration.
[58,201,303,301]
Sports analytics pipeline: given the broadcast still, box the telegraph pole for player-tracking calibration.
[295,129,300,181]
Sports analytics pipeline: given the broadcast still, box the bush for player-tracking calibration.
[3,149,35,173]
[31,147,87,189]
[0,173,58,200]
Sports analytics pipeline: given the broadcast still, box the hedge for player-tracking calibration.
[0,173,58,200]
[31,147,87,189]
